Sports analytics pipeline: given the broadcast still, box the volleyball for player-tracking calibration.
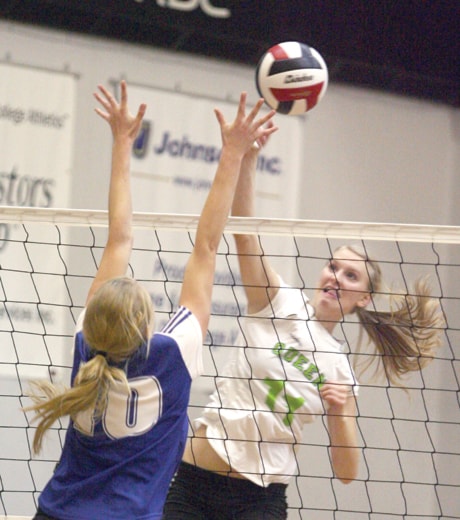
[255,41,328,115]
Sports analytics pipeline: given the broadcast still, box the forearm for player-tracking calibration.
[232,148,279,311]
[195,146,243,252]
[232,149,264,264]
[232,148,257,219]
[107,136,133,244]
[327,412,360,483]
[179,93,277,333]
[232,151,264,271]
[179,146,243,333]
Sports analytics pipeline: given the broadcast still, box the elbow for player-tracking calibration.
[195,240,219,260]
[337,475,356,485]
[109,231,133,248]
[334,466,359,484]
[234,233,258,251]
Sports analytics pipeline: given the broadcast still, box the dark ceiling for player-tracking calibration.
[1,0,459,107]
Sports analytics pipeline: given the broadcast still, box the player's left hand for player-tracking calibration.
[320,382,353,413]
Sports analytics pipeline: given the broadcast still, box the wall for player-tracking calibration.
[1,18,459,520]
[300,85,459,225]
[1,19,458,225]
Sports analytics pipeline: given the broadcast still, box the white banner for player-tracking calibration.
[127,84,303,218]
[0,63,76,376]
[0,63,75,208]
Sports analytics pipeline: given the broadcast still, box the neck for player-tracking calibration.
[314,316,337,334]
[311,296,341,334]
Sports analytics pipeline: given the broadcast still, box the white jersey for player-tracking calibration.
[196,279,358,487]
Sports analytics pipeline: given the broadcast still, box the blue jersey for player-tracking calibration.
[38,306,203,520]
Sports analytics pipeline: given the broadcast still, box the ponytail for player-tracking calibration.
[24,354,129,455]
[356,278,444,386]
[333,246,444,387]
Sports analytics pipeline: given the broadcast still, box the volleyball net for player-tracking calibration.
[0,207,459,519]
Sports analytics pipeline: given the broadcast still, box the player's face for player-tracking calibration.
[312,248,371,329]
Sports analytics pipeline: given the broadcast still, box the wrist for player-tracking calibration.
[326,404,348,416]
[220,144,246,162]
[112,134,135,147]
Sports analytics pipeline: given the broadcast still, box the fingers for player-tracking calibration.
[245,97,265,124]
[239,95,277,139]
[119,79,128,108]
[93,81,146,132]
[214,107,225,127]
[250,117,277,152]
[93,91,108,109]
[214,92,278,156]
[253,116,278,146]
[136,103,148,122]
[257,117,278,138]
[93,91,110,117]
[94,107,109,122]
[241,98,275,139]
[236,91,248,119]
[249,99,277,141]
[259,120,277,144]
[259,108,277,127]
[93,84,118,121]
[320,382,350,406]
[94,80,127,115]
[96,84,117,109]
[236,92,275,130]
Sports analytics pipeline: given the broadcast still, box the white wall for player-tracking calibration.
[300,86,459,225]
[1,19,458,225]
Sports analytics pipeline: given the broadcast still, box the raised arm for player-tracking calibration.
[231,128,281,314]
[179,93,277,338]
[86,81,147,304]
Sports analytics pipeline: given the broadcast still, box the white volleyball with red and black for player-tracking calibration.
[255,41,328,115]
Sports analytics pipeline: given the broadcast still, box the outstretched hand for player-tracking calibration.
[94,80,147,142]
[251,119,276,152]
[214,92,278,158]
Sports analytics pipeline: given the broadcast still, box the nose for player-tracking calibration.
[327,269,341,287]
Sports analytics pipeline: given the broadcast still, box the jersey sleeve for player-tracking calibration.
[161,306,204,379]
[75,308,86,333]
[250,275,312,319]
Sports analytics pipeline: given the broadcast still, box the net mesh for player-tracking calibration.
[0,207,459,519]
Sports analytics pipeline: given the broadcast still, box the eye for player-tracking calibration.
[346,270,358,281]
[328,261,337,272]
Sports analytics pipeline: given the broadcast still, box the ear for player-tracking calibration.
[356,293,371,308]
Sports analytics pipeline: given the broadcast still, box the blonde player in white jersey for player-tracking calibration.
[163,127,444,519]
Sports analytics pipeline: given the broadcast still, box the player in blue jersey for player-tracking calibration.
[25,81,277,520]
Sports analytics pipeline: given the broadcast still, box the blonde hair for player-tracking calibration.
[24,277,154,454]
[337,245,445,386]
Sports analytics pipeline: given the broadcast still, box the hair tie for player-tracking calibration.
[93,350,108,358]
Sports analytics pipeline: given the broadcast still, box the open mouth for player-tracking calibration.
[323,287,339,299]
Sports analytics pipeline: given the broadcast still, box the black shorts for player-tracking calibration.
[162,461,288,520]
[33,508,60,520]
